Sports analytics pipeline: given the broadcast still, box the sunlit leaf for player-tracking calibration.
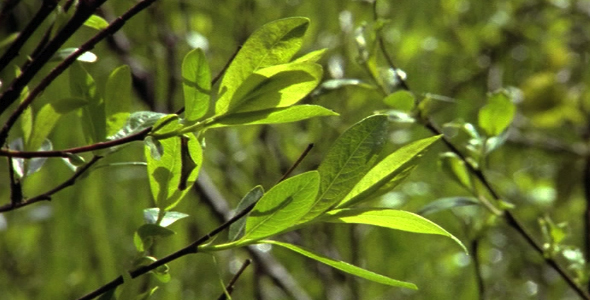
[300,115,388,223]
[336,135,441,208]
[217,17,310,114]
[83,14,109,30]
[223,62,322,114]
[478,90,516,136]
[53,48,97,63]
[238,171,319,243]
[107,111,168,141]
[262,240,417,289]
[182,48,211,122]
[438,152,473,192]
[143,208,189,227]
[292,48,327,63]
[208,105,338,128]
[105,65,132,137]
[321,208,467,252]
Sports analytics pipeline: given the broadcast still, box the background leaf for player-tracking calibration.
[105,65,132,137]
[69,62,105,143]
[478,90,516,136]
[228,185,265,241]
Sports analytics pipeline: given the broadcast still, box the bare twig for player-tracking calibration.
[0,155,102,212]
[0,0,58,73]
[217,259,252,300]
[0,0,158,146]
[75,190,261,300]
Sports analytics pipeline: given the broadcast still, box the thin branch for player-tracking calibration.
[583,154,590,293]
[0,0,108,117]
[0,0,158,146]
[0,155,102,212]
[0,0,58,73]
[371,7,590,298]
[470,239,485,300]
[0,127,151,158]
[217,259,252,300]
[276,143,314,183]
[75,190,261,300]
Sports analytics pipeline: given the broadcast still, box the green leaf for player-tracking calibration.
[182,48,211,122]
[107,111,168,141]
[143,208,189,227]
[151,264,171,283]
[478,90,516,136]
[134,224,176,252]
[84,14,109,30]
[145,132,203,211]
[28,98,87,151]
[223,62,322,114]
[228,186,265,241]
[383,90,415,111]
[208,105,338,128]
[299,115,388,223]
[217,17,310,113]
[438,152,473,192]
[27,139,52,176]
[134,287,158,300]
[105,65,132,137]
[97,288,117,300]
[292,48,327,63]
[52,48,97,63]
[263,240,417,290]
[238,171,319,243]
[336,135,441,208]
[321,208,467,252]
[417,197,480,216]
[70,62,105,143]
[311,79,374,97]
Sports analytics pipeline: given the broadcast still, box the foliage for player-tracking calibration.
[2,0,590,299]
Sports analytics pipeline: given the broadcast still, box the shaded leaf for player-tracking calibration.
[209,105,338,128]
[292,48,327,63]
[107,111,167,141]
[27,139,52,176]
[383,90,415,111]
[134,224,175,252]
[417,197,480,216]
[438,152,473,192]
[263,240,417,290]
[239,171,319,243]
[321,208,467,252]
[145,131,203,211]
[105,65,132,136]
[336,135,441,208]
[69,62,105,143]
[478,90,516,136]
[300,115,388,223]
[217,17,310,113]
[28,98,87,151]
[228,186,265,241]
[182,48,211,122]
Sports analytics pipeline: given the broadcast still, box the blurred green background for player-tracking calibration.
[2,0,590,299]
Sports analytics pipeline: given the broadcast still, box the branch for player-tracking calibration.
[0,0,58,73]
[217,259,251,300]
[0,0,158,146]
[75,189,261,300]
[371,6,590,298]
[0,155,102,212]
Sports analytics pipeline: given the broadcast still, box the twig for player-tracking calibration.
[0,0,58,73]
[583,155,590,293]
[371,4,590,298]
[276,143,314,183]
[0,0,158,146]
[470,239,485,300]
[217,259,252,300]
[0,155,102,212]
[75,191,261,300]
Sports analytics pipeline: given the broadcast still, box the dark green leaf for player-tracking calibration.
[209,105,338,128]
[228,186,265,241]
[336,135,441,208]
[217,17,310,114]
[263,240,417,289]
[107,111,168,141]
[417,197,480,216]
[69,62,105,143]
[300,115,388,223]
[182,48,211,122]
[321,208,466,252]
[238,171,319,243]
[105,65,132,137]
